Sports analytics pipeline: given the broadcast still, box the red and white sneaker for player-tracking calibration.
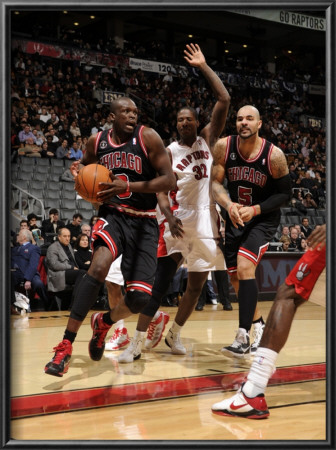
[88,312,111,361]
[44,339,72,377]
[211,385,269,419]
[105,327,130,351]
[144,311,170,350]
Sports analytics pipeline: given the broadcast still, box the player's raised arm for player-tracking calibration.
[184,43,230,149]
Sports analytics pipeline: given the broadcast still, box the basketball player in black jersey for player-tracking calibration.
[211,104,292,357]
[44,96,176,377]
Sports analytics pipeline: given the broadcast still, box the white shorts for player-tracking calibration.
[105,255,124,286]
[162,206,226,272]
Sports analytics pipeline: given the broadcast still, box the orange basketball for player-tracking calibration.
[75,164,111,203]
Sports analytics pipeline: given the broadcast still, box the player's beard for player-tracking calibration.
[238,128,258,140]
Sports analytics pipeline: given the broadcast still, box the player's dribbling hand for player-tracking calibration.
[228,202,244,229]
[97,172,128,201]
[184,43,206,68]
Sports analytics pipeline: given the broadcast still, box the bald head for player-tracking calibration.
[237,105,260,120]
[110,96,136,114]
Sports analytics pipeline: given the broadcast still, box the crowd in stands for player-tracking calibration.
[11,38,327,189]
[10,34,326,312]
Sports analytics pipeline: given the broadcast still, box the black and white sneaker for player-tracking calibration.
[221,328,250,358]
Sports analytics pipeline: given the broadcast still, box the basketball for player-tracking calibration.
[75,163,111,202]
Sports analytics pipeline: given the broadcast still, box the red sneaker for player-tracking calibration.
[88,313,111,361]
[211,385,269,419]
[44,339,72,377]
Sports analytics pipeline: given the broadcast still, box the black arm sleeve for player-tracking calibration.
[259,174,292,214]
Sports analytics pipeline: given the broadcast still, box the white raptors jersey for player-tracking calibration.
[168,137,221,240]
[169,137,213,208]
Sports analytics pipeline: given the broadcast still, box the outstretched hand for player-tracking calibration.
[184,43,205,68]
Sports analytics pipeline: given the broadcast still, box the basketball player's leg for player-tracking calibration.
[174,271,209,326]
[165,237,224,355]
[104,279,131,352]
[44,245,113,376]
[118,253,182,363]
[106,280,123,308]
[45,212,127,376]
[68,245,113,331]
[223,222,270,357]
[212,245,326,419]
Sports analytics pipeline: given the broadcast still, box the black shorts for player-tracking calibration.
[224,215,279,274]
[91,207,159,295]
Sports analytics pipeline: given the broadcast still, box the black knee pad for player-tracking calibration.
[124,290,151,314]
[70,273,103,322]
[141,288,161,317]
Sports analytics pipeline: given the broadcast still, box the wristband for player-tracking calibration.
[125,180,130,193]
[252,205,257,216]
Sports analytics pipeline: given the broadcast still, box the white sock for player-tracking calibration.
[242,347,278,397]
[171,321,183,334]
[133,330,145,342]
[115,319,124,329]
[152,311,160,321]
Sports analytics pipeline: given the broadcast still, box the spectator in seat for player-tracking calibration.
[300,172,316,192]
[18,136,42,158]
[11,228,50,310]
[18,124,36,144]
[288,227,301,252]
[278,235,291,252]
[81,223,91,238]
[56,139,71,160]
[67,213,83,245]
[69,120,81,139]
[302,192,318,209]
[73,233,92,270]
[300,217,314,238]
[45,227,86,299]
[41,208,65,243]
[69,141,83,161]
[290,189,307,215]
[41,140,55,158]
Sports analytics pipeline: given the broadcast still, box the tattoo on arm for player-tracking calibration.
[271,147,289,178]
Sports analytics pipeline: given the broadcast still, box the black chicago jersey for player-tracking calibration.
[94,125,157,216]
[225,135,279,220]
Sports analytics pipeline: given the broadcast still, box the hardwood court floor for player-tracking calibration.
[10,301,326,442]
